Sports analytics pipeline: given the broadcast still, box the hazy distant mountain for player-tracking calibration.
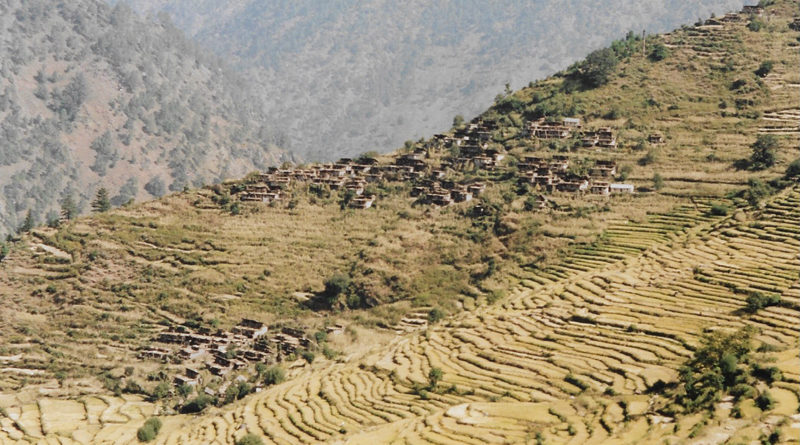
[0,0,288,235]
[114,0,745,160]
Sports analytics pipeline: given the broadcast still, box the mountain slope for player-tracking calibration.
[0,1,798,444]
[117,0,745,161]
[0,0,288,236]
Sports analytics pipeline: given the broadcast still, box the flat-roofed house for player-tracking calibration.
[610,183,635,194]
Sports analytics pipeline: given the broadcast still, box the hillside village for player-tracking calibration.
[138,318,321,395]
[0,1,798,444]
[237,117,633,211]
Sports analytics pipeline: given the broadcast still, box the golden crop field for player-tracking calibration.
[0,1,797,443]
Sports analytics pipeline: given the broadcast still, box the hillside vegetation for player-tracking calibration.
[0,0,287,236]
[116,0,744,161]
[0,1,798,444]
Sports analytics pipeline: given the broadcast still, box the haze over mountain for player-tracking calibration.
[0,0,288,236]
[115,0,745,161]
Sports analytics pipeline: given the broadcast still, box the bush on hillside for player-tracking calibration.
[674,326,756,413]
[301,350,315,364]
[263,366,285,386]
[136,417,162,442]
[427,307,445,324]
[236,434,265,445]
[748,135,778,170]
[755,60,774,77]
[180,394,215,414]
[652,173,664,191]
[224,381,252,404]
[748,18,765,31]
[576,48,618,88]
[784,158,800,178]
[428,367,443,389]
[755,391,775,410]
[649,43,669,61]
[742,178,773,207]
[709,203,729,216]
[745,292,781,313]
[322,273,352,307]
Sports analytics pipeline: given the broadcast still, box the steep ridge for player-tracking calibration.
[0,0,287,236]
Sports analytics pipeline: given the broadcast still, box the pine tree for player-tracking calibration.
[92,188,111,212]
[60,195,78,221]
[18,210,34,233]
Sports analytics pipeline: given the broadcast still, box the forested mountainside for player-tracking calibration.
[0,0,288,236]
[116,0,745,161]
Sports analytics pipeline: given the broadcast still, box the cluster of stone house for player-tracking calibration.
[518,156,633,198]
[232,114,639,210]
[741,5,763,16]
[702,4,763,26]
[138,319,311,389]
[411,180,487,206]
[527,118,617,149]
[433,121,506,170]
[238,154,433,208]
[527,117,581,139]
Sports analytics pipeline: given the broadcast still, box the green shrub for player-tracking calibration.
[751,364,783,384]
[565,47,619,89]
[784,158,800,178]
[709,203,729,216]
[748,135,778,171]
[136,417,162,442]
[745,292,781,313]
[676,326,756,412]
[639,148,659,166]
[177,383,193,398]
[730,383,755,400]
[748,18,765,32]
[765,429,781,445]
[618,165,633,181]
[322,273,351,307]
[144,417,162,432]
[428,367,443,389]
[755,61,774,77]
[649,43,669,61]
[652,173,664,191]
[523,195,541,211]
[264,366,285,386]
[236,434,265,445]
[301,350,315,364]
[180,394,214,413]
[150,382,170,401]
[322,345,339,360]
[136,424,157,442]
[743,179,774,207]
[224,381,252,404]
[427,308,445,324]
[755,391,775,411]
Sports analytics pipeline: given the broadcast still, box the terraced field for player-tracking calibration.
[11,187,794,444]
[1,3,798,443]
